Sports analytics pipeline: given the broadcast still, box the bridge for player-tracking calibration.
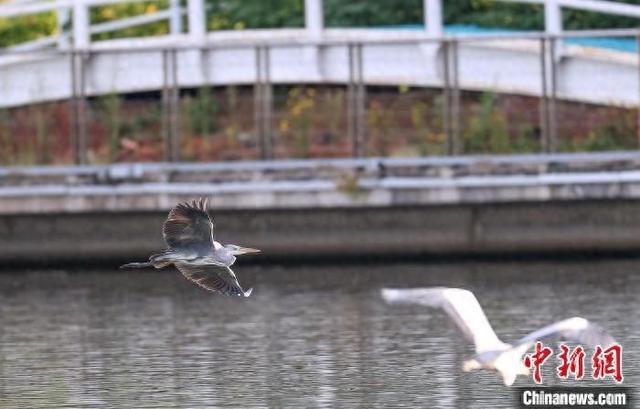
[0,0,640,163]
[1,0,639,109]
[1,0,639,163]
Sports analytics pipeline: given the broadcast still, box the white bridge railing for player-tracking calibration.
[0,0,639,165]
[1,0,640,50]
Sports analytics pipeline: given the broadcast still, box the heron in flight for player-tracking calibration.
[121,198,260,297]
[381,287,616,386]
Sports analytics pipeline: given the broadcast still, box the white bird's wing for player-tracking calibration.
[381,287,507,353]
[514,317,616,350]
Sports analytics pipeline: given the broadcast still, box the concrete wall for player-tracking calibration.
[2,200,640,264]
[2,153,640,263]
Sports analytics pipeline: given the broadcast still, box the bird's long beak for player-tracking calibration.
[238,247,261,254]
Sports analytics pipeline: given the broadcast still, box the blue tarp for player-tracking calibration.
[377,24,638,53]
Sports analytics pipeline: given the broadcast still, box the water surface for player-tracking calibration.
[0,259,638,408]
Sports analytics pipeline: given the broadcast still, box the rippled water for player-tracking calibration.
[0,259,638,408]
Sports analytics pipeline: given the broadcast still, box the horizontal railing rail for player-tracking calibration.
[3,151,640,182]
[1,26,639,56]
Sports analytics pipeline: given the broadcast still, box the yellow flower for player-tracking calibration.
[101,8,115,19]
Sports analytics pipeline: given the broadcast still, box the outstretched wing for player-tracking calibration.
[381,287,507,353]
[175,263,252,297]
[163,198,215,249]
[515,317,616,350]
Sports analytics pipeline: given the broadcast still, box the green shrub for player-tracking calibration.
[464,92,510,154]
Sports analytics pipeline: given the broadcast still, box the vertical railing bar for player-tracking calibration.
[200,46,211,146]
[539,38,549,153]
[201,47,209,85]
[356,43,365,157]
[69,50,78,164]
[69,50,87,165]
[263,45,273,160]
[254,46,264,159]
[170,48,179,161]
[451,38,461,155]
[78,51,87,165]
[549,37,558,153]
[347,43,356,157]
[162,49,171,161]
[169,0,182,35]
[442,39,452,155]
[254,46,259,157]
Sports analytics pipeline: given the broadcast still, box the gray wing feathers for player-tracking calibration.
[381,288,506,353]
[176,264,252,297]
[163,198,215,249]
[515,317,616,349]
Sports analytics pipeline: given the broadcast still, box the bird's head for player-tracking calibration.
[225,244,261,255]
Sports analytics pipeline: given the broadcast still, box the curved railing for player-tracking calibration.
[1,0,640,51]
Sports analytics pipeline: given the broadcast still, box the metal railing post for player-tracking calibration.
[162,50,170,161]
[69,52,76,163]
[71,0,89,163]
[545,0,563,60]
[254,46,273,159]
[170,49,180,160]
[162,49,180,161]
[263,46,273,159]
[548,36,558,152]
[442,40,452,155]
[304,0,323,41]
[451,39,461,155]
[539,38,550,153]
[424,0,443,37]
[70,50,87,164]
[169,0,182,35]
[544,0,562,35]
[347,44,355,156]
[348,43,365,157]
[187,0,205,43]
[356,43,366,157]
[72,0,90,50]
[539,36,557,153]
[254,46,262,159]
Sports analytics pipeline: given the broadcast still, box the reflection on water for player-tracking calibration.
[0,260,638,408]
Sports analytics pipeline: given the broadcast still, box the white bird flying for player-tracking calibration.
[381,287,616,386]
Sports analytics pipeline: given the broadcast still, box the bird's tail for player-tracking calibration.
[119,261,153,269]
[243,287,253,297]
